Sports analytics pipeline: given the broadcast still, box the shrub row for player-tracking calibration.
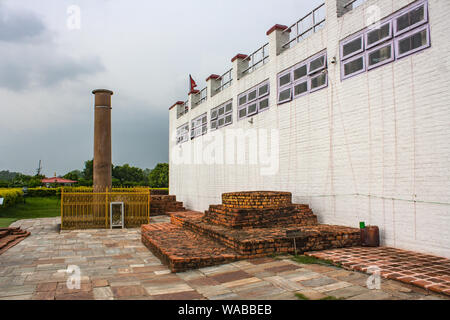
[0,189,24,209]
[25,187,169,197]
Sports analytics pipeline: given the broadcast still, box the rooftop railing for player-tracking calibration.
[196,87,207,106]
[216,68,233,93]
[242,43,269,76]
[282,3,326,49]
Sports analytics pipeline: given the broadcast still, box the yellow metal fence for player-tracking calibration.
[61,188,151,230]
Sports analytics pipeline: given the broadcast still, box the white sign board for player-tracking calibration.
[0,198,4,206]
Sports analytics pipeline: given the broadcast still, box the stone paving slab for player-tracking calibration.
[306,247,450,296]
[0,218,447,300]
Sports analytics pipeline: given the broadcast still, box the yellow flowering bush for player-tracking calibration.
[0,189,24,209]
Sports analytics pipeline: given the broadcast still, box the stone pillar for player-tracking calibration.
[92,89,113,192]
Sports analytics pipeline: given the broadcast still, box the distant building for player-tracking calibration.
[168,0,450,258]
[41,177,77,187]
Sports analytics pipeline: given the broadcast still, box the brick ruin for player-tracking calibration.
[142,191,361,272]
[0,227,30,255]
[150,195,185,216]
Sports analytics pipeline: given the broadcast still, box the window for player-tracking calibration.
[293,80,308,98]
[367,41,394,70]
[293,64,307,81]
[395,25,430,59]
[277,50,327,104]
[340,0,430,80]
[176,123,189,145]
[309,55,326,74]
[366,21,392,49]
[310,72,327,92]
[341,34,364,60]
[342,54,365,79]
[238,80,270,120]
[258,82,269,97]
[279,72,291,87]
[211,100,233,131]
[394,1,428,36]
[191,113,207,139]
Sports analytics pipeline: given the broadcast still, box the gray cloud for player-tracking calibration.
[0,3,104,91]
[0,47,104,90]
[0,4,46,43]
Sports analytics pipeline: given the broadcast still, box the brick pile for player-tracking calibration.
[150,195,185,216]
[0,227,30,255]
[142,191,361,272]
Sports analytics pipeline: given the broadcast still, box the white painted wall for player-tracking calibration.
[169,0,450,258]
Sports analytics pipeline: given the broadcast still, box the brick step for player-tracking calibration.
[170,211,361,257]
[203,204,317,229]
[141,223,241,272]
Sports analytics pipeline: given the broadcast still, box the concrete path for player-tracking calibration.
[0,217,447,300]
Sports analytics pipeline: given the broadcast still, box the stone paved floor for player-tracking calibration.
[0,217,447,300]
[306,247,450,296]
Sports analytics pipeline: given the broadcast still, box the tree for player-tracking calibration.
[112,164,145,186]
[82,160,93,180]
[148,163,168,188]
[63,170,82,181]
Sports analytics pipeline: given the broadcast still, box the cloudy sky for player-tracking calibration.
[0,0,322,176]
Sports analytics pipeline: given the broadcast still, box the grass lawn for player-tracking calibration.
[0,197,60,228]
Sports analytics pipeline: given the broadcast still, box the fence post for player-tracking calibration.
[105,187,108,229]
[61,188,64,229]
[148,188,151,224]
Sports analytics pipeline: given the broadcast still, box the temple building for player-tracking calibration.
[168,0,450,258]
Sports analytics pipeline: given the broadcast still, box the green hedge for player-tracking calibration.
[0,189,24,209]
[25,187,169,197]
[27,188,61,197]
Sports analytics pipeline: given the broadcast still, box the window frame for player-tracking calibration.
[278,69,292,89]
[211,100,233,131]
[365,20,393,49]
[341,53,366,80]
[366,40,395,70]
[238,79,270,120]
[292,78,309,99]
[293,62,308,82]
[258,81,270,98]
[308,52,327,75]
[276,49,328,105]
[238,93,247,107]
[278,86,292,105]
[176,123,189,145]
[238,106,247,120]
[393,0,428,37]
[191,113,207,139]
[340,32,365,61]
[258,96,270,113]
[309,71,328,93]
[395,24,430,60]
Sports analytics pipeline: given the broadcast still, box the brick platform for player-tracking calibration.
[306,247,450,296]
[150,195,185,216]
[0,227,30,255]
[142,191,361,272]
[141,223,239,272]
